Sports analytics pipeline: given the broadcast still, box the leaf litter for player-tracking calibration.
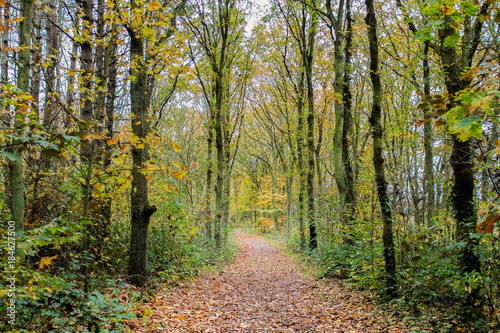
[127,231,420,332]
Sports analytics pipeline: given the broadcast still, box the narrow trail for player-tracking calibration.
[130,231,408,332]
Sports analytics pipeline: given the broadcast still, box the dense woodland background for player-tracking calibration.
[1,0,500,331]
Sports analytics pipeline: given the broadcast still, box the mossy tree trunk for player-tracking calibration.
[365,0,397,298]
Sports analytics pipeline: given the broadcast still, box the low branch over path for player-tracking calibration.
[129,231,411,332]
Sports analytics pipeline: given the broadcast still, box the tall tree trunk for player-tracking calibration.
[331,1,348,235]
[205,103,215,239]
[437,14,483,278]
[1,1,9,86]
[43,0,59,128]
[305,12,317,250]
[101,40,117,227]
[214,73,224,249]
[422,44,435,227]
[65,6,80,127]
[365,0,397,298]
[11,0,35,259]
[272,152,279,233]
[126,0,184,285]
[342,0,356,235]
[79,0,95,294]
[126,0,158,286]
[296,69,306,249]
[222,85,232,242]
[285,173,293,237]
[30,7,42,118]
[80,0,94,164]
[2,1,11,207]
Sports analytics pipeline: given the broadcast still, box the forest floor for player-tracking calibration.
[126,231,424,332]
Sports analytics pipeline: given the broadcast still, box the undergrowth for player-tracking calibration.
[0,197,236,332]
[282,223,500,332]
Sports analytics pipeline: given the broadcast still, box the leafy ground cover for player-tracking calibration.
[126,230,433,332]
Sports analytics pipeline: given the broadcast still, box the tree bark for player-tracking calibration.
[205,99,215,239]
[296,68,306,249]
[342,0,356,243]
[305,12,317,250]
[342,0,357,241]
[365,0,397,298]
[126,0,157,286]
[30,7,42,118]
[65,6,80,127]
[422,44,435,227]
[437,13,484,277]
[2,1,11,207]
[43,0,59,128]
[11,0,35,259]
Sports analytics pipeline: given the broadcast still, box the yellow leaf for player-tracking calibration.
[173,170,186,180]
[39,255,58,269]
[441,6,455,15]
[450,22,462,30]
[173,142,181,152]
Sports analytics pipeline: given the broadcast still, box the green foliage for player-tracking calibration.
[309,215,500,330]
[0,218,135,332]
[147,200,236,284]
[445,81,500,141]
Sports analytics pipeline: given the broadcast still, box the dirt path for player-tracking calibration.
[129,231,408,332]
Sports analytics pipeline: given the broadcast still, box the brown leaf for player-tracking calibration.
[477,214,500,234]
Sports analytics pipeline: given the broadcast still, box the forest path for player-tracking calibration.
[130,231,407,332]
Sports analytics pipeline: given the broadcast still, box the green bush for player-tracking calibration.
[0,219,135,332]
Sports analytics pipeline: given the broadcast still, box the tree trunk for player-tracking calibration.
[422,44,435,227]
[305,13,317,250]
[437,13,484,278]
[342,0,356,243]
[101,40,117,227]
[332,11,347,235]
[365,0,397,298]
[2,1,11,208]
[296,68,306,249]
[205,104,214,239]
[65,6,80,127]
[271,152,279,233]
[30,7,42,118]
[11,0,35,259]
[214,75,224,248]
[43,0,59,128]
[126,1,157,286]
